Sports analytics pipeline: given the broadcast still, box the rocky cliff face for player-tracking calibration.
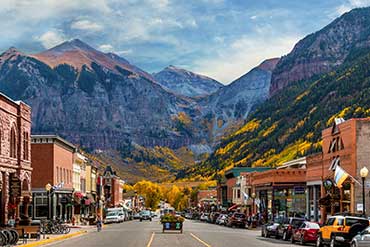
[270,7,370,96]
[0,40,200,150]
[153,65,223,97]
[199,58,279,137]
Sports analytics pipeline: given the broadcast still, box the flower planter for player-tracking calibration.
[162,222,183,233]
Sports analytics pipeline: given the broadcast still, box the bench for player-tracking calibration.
[15,225,41,244]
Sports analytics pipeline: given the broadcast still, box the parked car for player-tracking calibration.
[276,217,305,240]
[185,213,193,219]
[104,211,124,224]
[210,212,221,224]
[291,221,320,245]
[139,210,152,222]
[226,213,247,228]
[351,226,370,247]
[317,215,369,247]
[262,221,280,238]
[216,214,228,225]
[200,213,209,222]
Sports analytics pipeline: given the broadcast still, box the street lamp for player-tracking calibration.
[45,183,52,219]
[360,166,369,216]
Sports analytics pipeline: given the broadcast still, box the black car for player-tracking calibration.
[139,210,152,221]
[276,217,305,240]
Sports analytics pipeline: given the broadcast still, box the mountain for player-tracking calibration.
[198,58,279,137]
[32,39,155,81]
[153,65,223,97]
[0,40,202,151]
[188,39,370,179]
[270,7,370,96]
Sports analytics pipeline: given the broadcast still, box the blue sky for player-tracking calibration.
[1,0,370,84]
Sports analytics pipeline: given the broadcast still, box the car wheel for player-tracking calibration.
[291,235,295,244]
[330,237,335,247]
[316,234,323,247]
[300,236,305,246]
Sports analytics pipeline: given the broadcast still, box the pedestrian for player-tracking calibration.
[96,215,102,232]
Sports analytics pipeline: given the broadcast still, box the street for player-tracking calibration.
[44,219,296,247]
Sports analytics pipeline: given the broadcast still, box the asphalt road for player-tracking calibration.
[45,219,297,247]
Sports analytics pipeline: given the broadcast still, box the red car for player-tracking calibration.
[291,221,320,245]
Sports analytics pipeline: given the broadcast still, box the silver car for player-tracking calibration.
[351,226,370,247]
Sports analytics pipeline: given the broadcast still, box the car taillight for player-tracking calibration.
[337,227,344,231]
[288,225,292,230]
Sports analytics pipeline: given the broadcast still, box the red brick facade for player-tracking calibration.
[0,93,32,225]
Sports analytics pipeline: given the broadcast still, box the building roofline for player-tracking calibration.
[31,135,76,151]
[0,92,31,108]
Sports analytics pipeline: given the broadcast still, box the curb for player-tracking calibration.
[18,230,87,247]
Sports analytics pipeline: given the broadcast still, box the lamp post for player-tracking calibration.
[251,192,256,215]
[360,167,369,216]
[45,183,52,219]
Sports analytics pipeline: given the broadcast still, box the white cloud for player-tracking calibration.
[117,49,133,55]
[71,20,103,31]
[99,44,114,52]
[335,0,370,15]
[194,34,300,84]
[35,30,66,49]
[250,15,257,20]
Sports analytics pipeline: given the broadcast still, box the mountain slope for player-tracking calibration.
[270,7,370,96]
[153,65,223,97]
[0,41,201,151]
[189,47,370,178]
[198,58,279,138]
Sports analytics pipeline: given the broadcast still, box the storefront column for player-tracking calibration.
[350,182,355,213]
[313,186,318,222]
[320,185,326,224]
[306,187,310,219]
[52,193,57,220]
[3,172,9,225]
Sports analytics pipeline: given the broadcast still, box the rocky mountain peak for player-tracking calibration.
[270,7,370,96]
[153,65,223,97]
[257,58,280,71]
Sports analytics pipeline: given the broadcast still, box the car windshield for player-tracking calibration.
[141,211,150,215]
[292,219,305,227]
[107,212,118,216]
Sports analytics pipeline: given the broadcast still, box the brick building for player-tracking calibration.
[102,166,121,209]
[0,93,32,226]
[306,118,370,222]
[196,188,217,208]
[31,135,75,220]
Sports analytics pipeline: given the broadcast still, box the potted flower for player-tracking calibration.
[160,214,184,233]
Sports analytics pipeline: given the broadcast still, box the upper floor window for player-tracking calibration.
[23,131,29,160]
[10,127,17,158]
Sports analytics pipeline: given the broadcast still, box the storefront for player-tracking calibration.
[252,168,307,220]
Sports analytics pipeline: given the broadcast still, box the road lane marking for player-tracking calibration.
[146,232,155,247]
[190,232,211,247]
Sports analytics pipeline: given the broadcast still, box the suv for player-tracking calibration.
[276,217,305,240]
[226,213,247,228]
[317,215,369,247]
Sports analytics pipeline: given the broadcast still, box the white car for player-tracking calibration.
[351,226,370,247]
[200,213,209,222]
[104,211,125,223]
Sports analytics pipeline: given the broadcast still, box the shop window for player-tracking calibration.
[35,196,48,218]
[237,189,241,199]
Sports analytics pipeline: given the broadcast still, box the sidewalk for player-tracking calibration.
[17,226,95,247]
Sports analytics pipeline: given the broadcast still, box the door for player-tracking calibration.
[322,218,335,241]
[358,232,370,247]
